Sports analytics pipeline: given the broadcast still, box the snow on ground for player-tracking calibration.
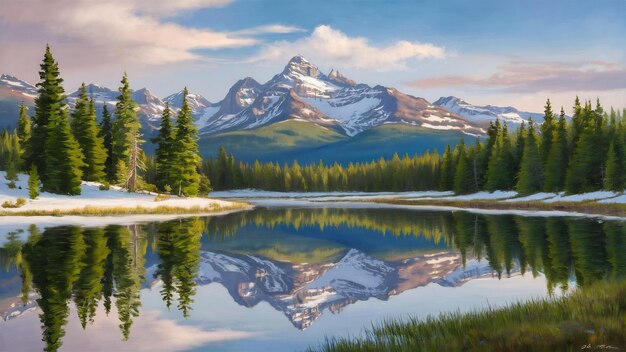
[432,191,518,201]
[0,172,240,214]
[599,194,626,204]
[542,191,619,203]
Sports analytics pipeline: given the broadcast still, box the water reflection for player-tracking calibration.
[0,208,625,351]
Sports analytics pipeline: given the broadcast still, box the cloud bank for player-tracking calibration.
[408,61,626,93]
[251,25,446,70]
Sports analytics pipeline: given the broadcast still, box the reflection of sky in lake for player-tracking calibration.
[0,206,622,352]
[0,275,550,352]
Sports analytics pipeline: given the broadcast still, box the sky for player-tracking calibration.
[0,0,624,112]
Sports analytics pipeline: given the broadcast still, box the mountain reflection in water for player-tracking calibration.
[0,207,625,352]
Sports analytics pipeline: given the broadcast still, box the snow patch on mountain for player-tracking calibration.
[433,96,543,126]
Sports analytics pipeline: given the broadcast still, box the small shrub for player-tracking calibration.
[99,183,110,191]
[7,181,17,189]
[28,165,40,199]
[2,197,27,208]
[163,184,172,194]
[142,183,158,193]
[199,174,212,195]
[154,193,171,202]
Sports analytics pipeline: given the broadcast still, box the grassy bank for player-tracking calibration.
[375,198,626,218]
[309,280,626,352]
[0,201,250,216]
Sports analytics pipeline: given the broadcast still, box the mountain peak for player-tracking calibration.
[327,69,356,87]
[282,55,322,78]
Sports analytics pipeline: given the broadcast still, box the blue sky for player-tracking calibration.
[1,0,624,111]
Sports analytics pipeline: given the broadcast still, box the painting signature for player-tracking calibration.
[581,344,620,351]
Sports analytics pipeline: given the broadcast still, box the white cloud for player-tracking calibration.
[250,25,446,70]
[0,0,307,76]
[233,24,306,36]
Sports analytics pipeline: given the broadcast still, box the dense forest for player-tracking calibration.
[0,46,205,197]
[204,101,626,195]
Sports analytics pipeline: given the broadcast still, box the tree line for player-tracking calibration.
[203,146,441,192]
[441,99,626,195]
[203,99,625,195]
[1,45,204,197]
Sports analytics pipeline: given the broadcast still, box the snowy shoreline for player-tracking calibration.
[0,171,249,217]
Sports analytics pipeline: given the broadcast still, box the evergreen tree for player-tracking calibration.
[27,45,66,178]
[604,141,622,191]
[539,99,556,165]
[152,103,175,190]
[512,121,527,173]
[544,108,569,192]
[28,165,40,199]
[17,102,31,158]
[485,121,514,191]
[439,144,454,191]
[112,73,143,191]
[453,139,474,194]
[43,107,84,195]
[516,120,544,195]
[99,104,115,182]
[170,88,201,196]
[70,84,107,181]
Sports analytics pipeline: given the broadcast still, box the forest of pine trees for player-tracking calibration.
[0,46,202,197]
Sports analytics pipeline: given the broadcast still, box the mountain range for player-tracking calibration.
[0,57,544,163]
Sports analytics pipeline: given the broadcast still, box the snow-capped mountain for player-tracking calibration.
[433,96,544,126]
[174,248,495,330]
[0,74,38,99]
[164,90,212,111]
[195,56,485,136]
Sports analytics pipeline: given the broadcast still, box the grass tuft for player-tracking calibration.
[308,280,626,352]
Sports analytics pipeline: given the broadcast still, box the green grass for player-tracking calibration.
[310,280,626,352]
[0,202,249,216]
[199,120,347,162]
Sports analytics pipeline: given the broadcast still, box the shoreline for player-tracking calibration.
[0,201,251,217]
[369,198,626,218]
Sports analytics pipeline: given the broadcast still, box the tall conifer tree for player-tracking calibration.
[544,108,569,192]
[153,103,175,190]
[516,120,544,195]
[99,104,115,182]
[170,88,201,196]
[112,73,142,191]
[27,45,65,178]
[70,84,107,181]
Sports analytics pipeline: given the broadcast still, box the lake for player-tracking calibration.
[0,205,624,352]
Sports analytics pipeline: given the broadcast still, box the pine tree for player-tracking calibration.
[111,73,143,191]
[170,88,201,196]
[28,165,40,199]
[70,84,107,181]
[544,108,569,192]
[153,103,175,190]
[512,121,527,173]
[604,142,622,191]
[453,139,474,194]
[43,107,84,195]
[26,45,66,178]
[516,120,544,195]
[540,99,556,165]
[439,144,454,191]
[485,121,514,191]
[17,103,31,158]
[99,104,115,182]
